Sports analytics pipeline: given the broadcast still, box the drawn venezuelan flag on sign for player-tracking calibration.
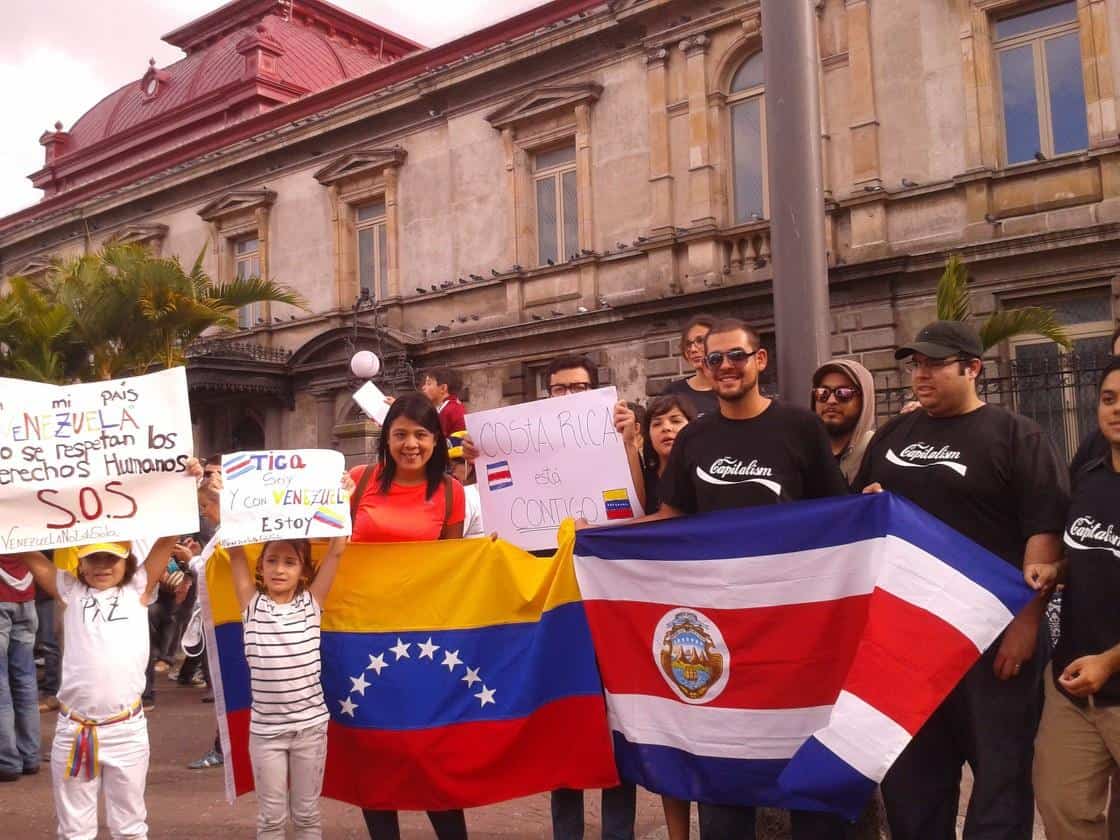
[203,527,618,809]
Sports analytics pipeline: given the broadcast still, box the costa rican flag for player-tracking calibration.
[486,461,514,491]
[572,493,1033,819]
[223,457,254,480]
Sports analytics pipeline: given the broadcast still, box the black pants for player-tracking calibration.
[697,804,850,839]
[880,630,1046,840]
[550,784,637,839]
[362,808,467,840]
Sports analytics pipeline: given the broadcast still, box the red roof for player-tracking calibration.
[31,0,421,198]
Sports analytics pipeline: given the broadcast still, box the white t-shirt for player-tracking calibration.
[243,590,329,736]
[56,567,152,718]
[463,483,485,538]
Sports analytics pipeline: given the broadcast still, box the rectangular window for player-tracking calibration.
[234,236,261,330]
[355,200,389,300]
[533,145,577,266]
[994,1,1088,165]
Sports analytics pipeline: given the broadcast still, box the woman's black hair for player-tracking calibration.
[641,393,697,467]
[377,392,447,499]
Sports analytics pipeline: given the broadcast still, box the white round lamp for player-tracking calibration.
[350,350,381,379]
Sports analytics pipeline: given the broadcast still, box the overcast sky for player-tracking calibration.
[0,0,542,218]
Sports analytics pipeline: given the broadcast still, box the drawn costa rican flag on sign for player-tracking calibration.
[573,493,1032,819]
[486,461,514,491]
[223,457,254,480]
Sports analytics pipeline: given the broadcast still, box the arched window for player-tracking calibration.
[728,52,766,224]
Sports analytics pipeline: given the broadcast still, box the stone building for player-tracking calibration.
[1,0,1118,463]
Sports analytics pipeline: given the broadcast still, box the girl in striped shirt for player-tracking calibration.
[226,534,347,840]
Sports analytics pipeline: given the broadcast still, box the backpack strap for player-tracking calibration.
[349,455,378,521]
[439,474,455,539]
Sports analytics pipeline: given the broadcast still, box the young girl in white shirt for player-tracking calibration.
[22,536,178,840]
[226,534,347,840]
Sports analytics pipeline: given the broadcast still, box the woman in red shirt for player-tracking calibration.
[348,393,467,840]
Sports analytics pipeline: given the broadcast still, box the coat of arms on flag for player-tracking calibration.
[486,461,514,491]
[602,488,633,520]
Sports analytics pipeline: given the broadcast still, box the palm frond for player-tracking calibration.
[936,254,971,322]
[208,277,308,311]
[979,307,1071,351]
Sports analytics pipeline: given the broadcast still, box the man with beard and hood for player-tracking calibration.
[811,359,877,485]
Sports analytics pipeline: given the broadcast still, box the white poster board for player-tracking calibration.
[219,449,351,547]
[0,367,199,551]
[465,387,643,551]
[352,381,390,426]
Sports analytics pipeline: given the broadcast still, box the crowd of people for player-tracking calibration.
[1,314,1119,840]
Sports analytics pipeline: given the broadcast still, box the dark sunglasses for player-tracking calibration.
[812,385,861,404]
[704,348,759,368]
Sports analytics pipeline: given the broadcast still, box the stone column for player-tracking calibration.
[314,391,336,450]
[646,47,674,232]
[384,165,402,298]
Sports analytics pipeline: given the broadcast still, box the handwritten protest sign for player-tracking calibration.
[219,449,351,547]
[465,387,643,551]
[0,367,199,552]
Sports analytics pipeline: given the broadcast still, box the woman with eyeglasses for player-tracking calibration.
[809,360,876,485]
[661,315,720,417]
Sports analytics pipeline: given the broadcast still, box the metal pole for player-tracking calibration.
[760,0,831,401]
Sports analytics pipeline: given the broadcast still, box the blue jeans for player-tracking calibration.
[0,600,40,774]
[551,784,636,840]
[34,595,60,695]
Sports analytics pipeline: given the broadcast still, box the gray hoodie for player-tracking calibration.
[810,359,877,485]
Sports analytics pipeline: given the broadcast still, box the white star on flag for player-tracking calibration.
[461,666,481,687]
[390,638,411,660]
[339,697,358,717]
[441,649,463,672]
[350,673,370,696]
[474,685,496,707]
[366,653,388,675]
[417,638,440,659]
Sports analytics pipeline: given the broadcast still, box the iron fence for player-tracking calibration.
[875,350,1114,463]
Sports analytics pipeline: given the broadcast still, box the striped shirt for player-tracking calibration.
[242,590,329,736]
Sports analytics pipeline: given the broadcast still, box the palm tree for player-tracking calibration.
[936,254,1070,351]
[1,243,307,382]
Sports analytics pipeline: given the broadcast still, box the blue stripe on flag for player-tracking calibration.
[319,601,603,729]
[611,733,833,812]
[778,736,878,821]
[574,493,1031,616]
[214,621,252,712]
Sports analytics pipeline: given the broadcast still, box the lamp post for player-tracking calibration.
[761,0,831,400]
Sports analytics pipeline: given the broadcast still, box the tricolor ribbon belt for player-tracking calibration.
[59,699,143,780]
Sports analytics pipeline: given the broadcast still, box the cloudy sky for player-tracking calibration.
[0,0,541,217]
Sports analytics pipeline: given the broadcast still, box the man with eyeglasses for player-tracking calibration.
[854,320,1068,840]
[810,360,876,485]
[622,316,850,839]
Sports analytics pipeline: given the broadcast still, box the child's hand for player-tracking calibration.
[206,470,225,492]
[1024,561,1059,592]
[185,457,204,479]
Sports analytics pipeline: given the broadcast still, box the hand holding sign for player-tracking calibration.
[219,449,352,547]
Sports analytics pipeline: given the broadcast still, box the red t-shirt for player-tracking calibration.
[438,397,467,441]
[0,554,35,602]
[349,465,466,543]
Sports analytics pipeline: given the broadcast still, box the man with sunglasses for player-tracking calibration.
[811,360,876,485]
[854,320,1068,840]
[639,317,851,838]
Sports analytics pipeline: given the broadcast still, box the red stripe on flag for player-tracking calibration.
[584,597,870,709]
[488,469,512,482]
[321,694,618,810]
[843,588,981,734]
[225,707,254,797]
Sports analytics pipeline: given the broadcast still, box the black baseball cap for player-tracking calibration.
[895,320,983,360]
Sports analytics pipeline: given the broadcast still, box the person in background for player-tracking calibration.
[0,551,39,782]
[347,393,468,840]
[1069,324,1120,475]
[1034,357,1120,840]
[420,367,467,441]
[810,359,877,485]
[661,315,719,417]
[448,431,485,538]
[614,395,696,517]
[35,576,61,713]
[856,320,1068,840]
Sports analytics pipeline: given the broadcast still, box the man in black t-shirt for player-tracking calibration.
[854,320,1068,840]
[1068,324,1119,474]
[620,317,850,840]
[1034,357,1120,839]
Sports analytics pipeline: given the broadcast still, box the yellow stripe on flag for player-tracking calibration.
[205,544,255,625]
[602,488,629,502]
[321,520,580,632]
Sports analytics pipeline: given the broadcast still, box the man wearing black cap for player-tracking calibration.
[855,320,1069,840]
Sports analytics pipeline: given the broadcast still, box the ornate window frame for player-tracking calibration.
[314,146,406,306]
[107,223,169,255]
[198,188,276,332]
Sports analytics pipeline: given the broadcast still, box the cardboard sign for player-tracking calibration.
[352,381,390,426]
[0,367,199,552]
[219,449,351,547]
[464,387,643,551]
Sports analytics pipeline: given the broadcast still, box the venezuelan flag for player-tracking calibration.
[204,526,618,809]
